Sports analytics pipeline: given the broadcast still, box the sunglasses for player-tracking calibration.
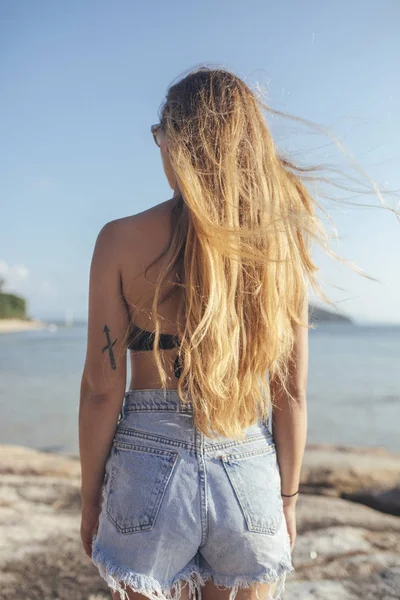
[151,123,163,148]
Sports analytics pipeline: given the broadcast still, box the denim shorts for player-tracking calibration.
[91,389,293,600]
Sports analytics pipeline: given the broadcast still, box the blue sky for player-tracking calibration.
[1,0,399,323]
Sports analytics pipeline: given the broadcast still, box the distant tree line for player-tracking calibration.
[0,278,27,319]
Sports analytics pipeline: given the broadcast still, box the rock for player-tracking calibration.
[0,445,81,478]
[0,457,82,567]
[0,494,81,564]
[285,580,358,600]
[0,474,81,509]
[297,551,400,582]
[352,566,400,600]
[293,495,400,591]
[0,534,109,600]
[296,494,400,533]
[293,526,373,567]
[289,495,400,599]
[301,444,400,496]
[292,526,400,576]
[343,486,400,517]
[286,567,400,600]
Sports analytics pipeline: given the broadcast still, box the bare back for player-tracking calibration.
[118,197,183,390]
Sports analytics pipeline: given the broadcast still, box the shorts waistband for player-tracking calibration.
[122,388,194,413]
[120,388,273,447]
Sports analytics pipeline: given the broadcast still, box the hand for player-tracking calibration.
[282,498,297,552]
[80,501,101,559]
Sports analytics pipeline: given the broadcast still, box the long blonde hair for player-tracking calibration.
[129,66,393,440]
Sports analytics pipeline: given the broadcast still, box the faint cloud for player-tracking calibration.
[0,260,9,276]
[11,264,30,280]
[0,259,57,298]
[0,260,30,283]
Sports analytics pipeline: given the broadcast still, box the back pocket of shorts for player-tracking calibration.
[106,440,180,534]
[221,444,283,535]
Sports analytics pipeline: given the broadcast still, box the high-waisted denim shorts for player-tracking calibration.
[91,389,293,600]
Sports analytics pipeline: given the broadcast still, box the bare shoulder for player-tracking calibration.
[94,199,176,286]
[97,199,174,246]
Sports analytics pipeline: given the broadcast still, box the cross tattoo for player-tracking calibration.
[102,324,117,370]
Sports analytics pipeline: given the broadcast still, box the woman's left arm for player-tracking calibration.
[79,220,129,511]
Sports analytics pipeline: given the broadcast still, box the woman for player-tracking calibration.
[79,66,311,600]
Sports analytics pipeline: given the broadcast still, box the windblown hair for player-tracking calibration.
[127,66,392,440]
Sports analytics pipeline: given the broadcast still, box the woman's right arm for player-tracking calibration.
[270,295,309,550]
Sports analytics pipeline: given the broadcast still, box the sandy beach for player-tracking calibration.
[0,318,47,334]
[0,443,399,600]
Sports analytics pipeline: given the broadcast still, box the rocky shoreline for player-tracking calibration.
[0,444,399,600]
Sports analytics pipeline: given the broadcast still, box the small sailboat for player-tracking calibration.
[65,309,74,328]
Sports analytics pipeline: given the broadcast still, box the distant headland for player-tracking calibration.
[0,280,46,333]
[309,305,353,324]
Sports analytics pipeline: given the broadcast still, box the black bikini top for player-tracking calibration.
[127,324,184,378]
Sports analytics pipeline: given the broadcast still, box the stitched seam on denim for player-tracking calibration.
[106,446,149,534]
[222,460,254,531]
[123,404,193,412]
[116,426,196,450]
[202,431,209,545]
[124,408,194,415]
[220,444,276,460]
[112,439,180,457]
[143,452,180,533]
[204,434,273,453]
[197,430,208,547]
[106,510,151,534]
[222,461,282,535]
[125,389,182,393]
[116,429,270,452]
[106,449,179,534]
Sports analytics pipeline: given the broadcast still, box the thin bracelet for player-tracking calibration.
[281,490,299,498]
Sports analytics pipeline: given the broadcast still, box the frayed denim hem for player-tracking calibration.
[199,562,294,600]
[91,543,294,600]
[92,544,206,600]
